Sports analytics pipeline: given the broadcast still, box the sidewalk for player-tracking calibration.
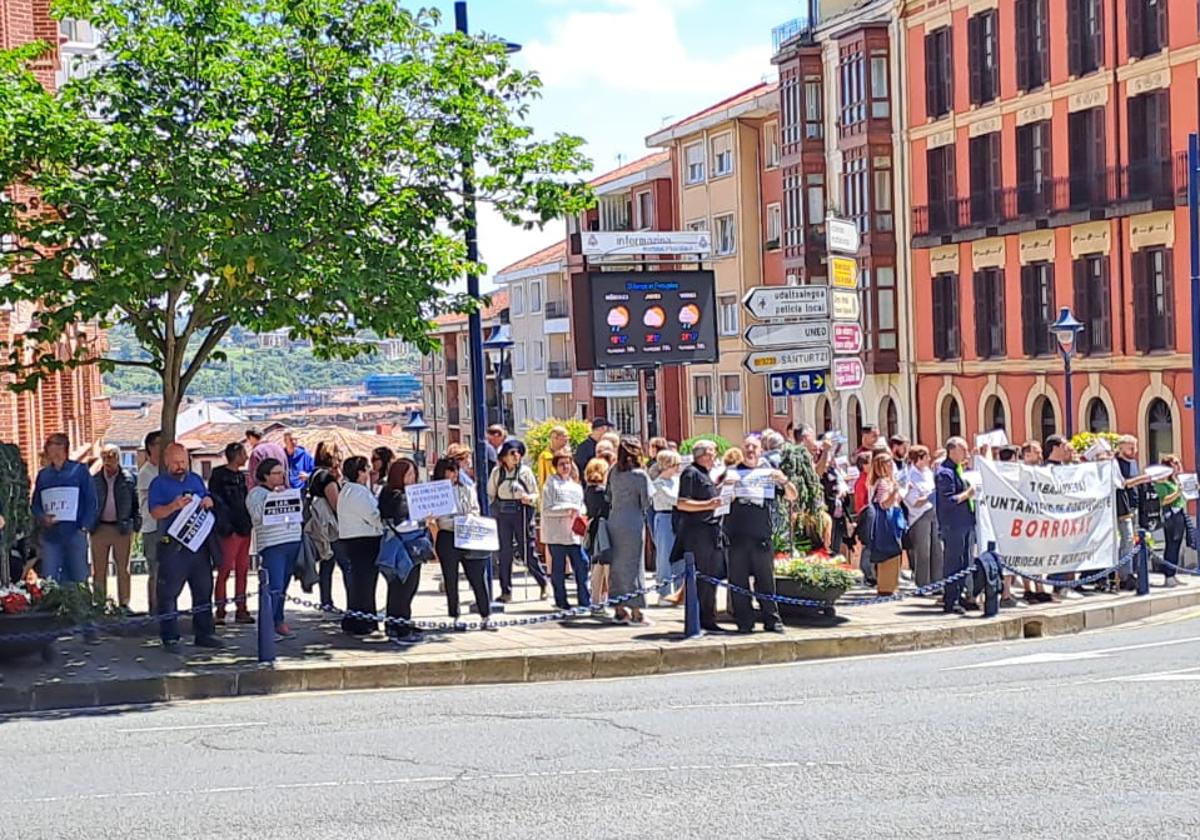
[3,566,1199,714]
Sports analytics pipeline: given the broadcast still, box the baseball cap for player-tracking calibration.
[591,417,612,430]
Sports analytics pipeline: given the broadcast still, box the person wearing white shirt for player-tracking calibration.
[650,449,683,603]
[246,457,301,640]
[903,446,942,589]
[337,456,383,636]
[136,430,162,614]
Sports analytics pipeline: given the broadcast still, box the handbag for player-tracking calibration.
[376,529,415,583]
[869,503,907,561]
[399,528,435,564]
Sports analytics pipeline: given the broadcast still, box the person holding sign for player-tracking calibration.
[148,443,222,650]
[31,433,98,586]
[247,458,301,640]
[432,457,494,627]
[337,456,383,636]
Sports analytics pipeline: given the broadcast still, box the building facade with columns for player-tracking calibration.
[902,0,1196,463]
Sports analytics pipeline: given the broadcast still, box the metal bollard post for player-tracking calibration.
[982,542,1000,618]
[1135,529,1150,597]
[683,552,702,639]
[257,567,276,663]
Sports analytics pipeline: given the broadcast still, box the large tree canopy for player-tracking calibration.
[0,0,591,441]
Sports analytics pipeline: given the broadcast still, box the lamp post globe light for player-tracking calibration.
[455,0,521,514]
[402,409,431,471]
[1049,306,1085,440]
[483,323,514,432]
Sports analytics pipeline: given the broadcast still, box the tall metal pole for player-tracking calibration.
[456,1,489,514]
[1188,133,1200,469]
[1064,353,1074,440]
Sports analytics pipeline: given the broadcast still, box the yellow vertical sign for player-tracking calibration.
[830,257,858,290]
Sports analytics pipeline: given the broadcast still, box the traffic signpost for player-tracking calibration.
[830,289,860,322]
[769,370,826,398]
[832,357,866,390]
[830,256,858,289]
[826,218,860,255]
[742,285,830,320]
[832,322,863,354]
[745,320,831,349]
[743,346,831,375]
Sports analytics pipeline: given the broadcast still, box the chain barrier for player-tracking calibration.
[698,564,978,609]
[998,546,1139,589]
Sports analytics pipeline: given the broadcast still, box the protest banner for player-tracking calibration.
[40,486,80,521]
[454,515,500,552]
[976,458,1115,574]
[167,495,214,552]
[262,488,303,527]
[406,480,457,521]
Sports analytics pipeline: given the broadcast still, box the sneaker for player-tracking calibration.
[194,636,226,650]
[274,623,295,640]
[999,597,1018,609]
[215,610,227,624]
[497,593,513,604]
[763,624,786,634]
[946,605,967,616]
[1062,589,1084,600]
[162,638,182,652]
[1165,577,1180,589]
[390,633,420,647]
[235,612,256,625]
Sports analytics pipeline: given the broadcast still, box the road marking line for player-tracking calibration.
[667,700,808,710]
[26,761,805,805]
[943,635,1200,671]
[116,721,268,734]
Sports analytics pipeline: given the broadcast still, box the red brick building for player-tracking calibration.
[1,1,110,469]
[903,0,1196,463]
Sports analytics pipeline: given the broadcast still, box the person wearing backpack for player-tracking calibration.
[936,437,976,615]
[487,440,547,602]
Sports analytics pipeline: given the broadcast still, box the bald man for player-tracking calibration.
[148,443,223,650]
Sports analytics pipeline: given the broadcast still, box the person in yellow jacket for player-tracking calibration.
[536,426,571,489]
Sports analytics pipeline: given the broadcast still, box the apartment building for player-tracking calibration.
[645,85,789,443]
[903,0,1195,462]
[493,240,574,431]
[772,1,913,442]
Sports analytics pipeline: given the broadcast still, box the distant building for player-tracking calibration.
[363,373,422,400]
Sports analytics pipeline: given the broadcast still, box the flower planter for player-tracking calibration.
[774,577,847,621]
[0,611,68,663]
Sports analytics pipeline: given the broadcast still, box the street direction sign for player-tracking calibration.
[744,320,831,349]
[768,369,827,398]
[832,322,864,354]
[826,217,860,255]
[831,288,860,321]
[832,357,866,390]
[743,346,832,375]
[742,285,829,321]
[830,256,858,289]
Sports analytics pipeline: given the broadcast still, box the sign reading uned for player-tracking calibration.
[588,270,718,368]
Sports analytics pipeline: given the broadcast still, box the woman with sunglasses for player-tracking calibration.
[337,456,383,636]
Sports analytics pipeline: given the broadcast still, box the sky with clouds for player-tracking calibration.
[421,0,798,289]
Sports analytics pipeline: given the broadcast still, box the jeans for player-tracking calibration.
[548,544,590,609]
[1117,515,1136,581]
[216,533,252,615]
[319,539,352,610]
[40,529,89,584]
[1163,511,1185,579]
[495,506,546,595]
[156,540,216,643]
[259,541,298,626]
[652,510,681,596]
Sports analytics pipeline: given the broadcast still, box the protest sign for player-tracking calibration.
[406,480,457,521]
[974,429,1008,450]
[167,495,214,552]
[733,467,777,502]
[1179,473,1199,502]
[40,486,79,522]
[715,483,736,517]
[262,488,303,527]
[454,515,500,552]
[976,458,1115,575]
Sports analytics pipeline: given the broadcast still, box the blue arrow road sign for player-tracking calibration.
[768,369,827,398]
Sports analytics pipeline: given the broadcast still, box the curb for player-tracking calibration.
[4,588,1199,714]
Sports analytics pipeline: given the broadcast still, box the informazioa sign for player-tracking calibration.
[976,459,1116,575]
[581,230,711,257]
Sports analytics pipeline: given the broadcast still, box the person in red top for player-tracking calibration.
[850,450,873,584]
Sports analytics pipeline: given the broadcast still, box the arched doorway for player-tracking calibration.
[983,395,1006,433]
[881,396,899,438]
[940,394,963,441]
[1146,398,1174,463]
[815,395,833,433]
[1086,398,1110,433]
[1032,395,1057,445]
[847,396,864,444]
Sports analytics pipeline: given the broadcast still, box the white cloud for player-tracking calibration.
[523,0,771,94]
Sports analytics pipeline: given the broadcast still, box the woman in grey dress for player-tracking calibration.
[605,437,652,626]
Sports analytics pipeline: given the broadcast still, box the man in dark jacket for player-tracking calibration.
[935,436,976,615]
[573,417,612,478]
[676,439,728,633]
[209,442,254,623]
[32,432,98,585]
[91,444,142,610]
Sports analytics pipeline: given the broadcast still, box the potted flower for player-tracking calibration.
[774,557,856,620]
[0,574,102,662]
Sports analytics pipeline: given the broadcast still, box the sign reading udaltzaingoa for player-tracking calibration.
[976,459,1116,575]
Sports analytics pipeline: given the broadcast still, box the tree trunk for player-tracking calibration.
[158,369,183,448]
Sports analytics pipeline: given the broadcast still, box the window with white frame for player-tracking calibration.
[685,142,705,184]
[714,214,736,256]
[462,386,471,417]
[437,385,446,417]
[530,281,543,313]
[719,295,739,336]
[767,203,782,246]
[511,284,525,316]
[693,375,713,415]
[764,122,781,168]
[514,341,526,372]
[772,396,789,417]
[687,218,707,232]
[710,133,733,177]
[535,397,547,421]
[519,398,529,426]
[532,340,545,371]
[635,191,654,230]
[720,375,742,415]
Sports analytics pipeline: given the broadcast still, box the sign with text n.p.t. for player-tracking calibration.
[768,369,827,397]
[742,285,829,321]
[589,270,717,368]
[743,346,831,375]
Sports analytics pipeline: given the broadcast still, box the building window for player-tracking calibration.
[693,376,713,416]
[873,156,893,232]
[535,397,547,421]
[1133,247,1174,352]
[973,268,1006,358]
[806,173,826,230]
[634,191,654,230]
[1129,0,1167,59]
[848,395,864,443]
[714,214,736,256]
[968,9,999,105]
[1016,0,1049,91]
[881,397,899,437]
[720,375,742,416]
[531,339,545,371]
[1067,107,1106,207]
[843,150,868,233]
[1020,262,1056,357]
[804,76,824,139]
[1127,91,1171,199]
[513,341,526,372]
[718,295,739,337]
[781,72,801,147]
[1146,398,1174,463]
[869,51,890,119]
[530,281,542,313]
[518,398,529,426]
[766,203,782,247]
[764,122,780,168]
[1016,120,1053,215]
[1034,396,1058,444]
[941,395,963,440]
[1086,398,1111,433]
[984,395,1007,432]
[685,142,705,184]
[926,145,957,232]
[839,48,865,127]
[510,284,525,316]
[710,133,733,178]
[924,26,953,120]
[1068,0,1104,76]
[772,396,789,417]
[817,395,833,432]
[1073,254,1112,355]
[864,265,898,352]
[931,272,961,360]
[968,133,1001,225]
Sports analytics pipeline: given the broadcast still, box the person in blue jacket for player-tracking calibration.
[31,433,98,584]
[935,436,977,616]
[283,431,315,491]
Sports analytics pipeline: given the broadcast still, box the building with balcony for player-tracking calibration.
[645,84,788,443]
[493,240,575,431]
[902,0,1196,463]
[772,0,913,442]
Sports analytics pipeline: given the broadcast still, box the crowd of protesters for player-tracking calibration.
[9,413,1193,651]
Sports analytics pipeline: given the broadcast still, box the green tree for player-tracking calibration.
[0,0,590,441]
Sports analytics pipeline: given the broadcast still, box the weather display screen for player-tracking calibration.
[588,270,718,367]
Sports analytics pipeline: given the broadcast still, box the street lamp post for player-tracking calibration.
[455,1,520,513]
[1187,133,1200,469]
[403,409,431,472]
[483,323,514,432]
[1049,307,1085,440]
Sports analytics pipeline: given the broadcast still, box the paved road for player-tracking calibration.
[6,608,1200,840]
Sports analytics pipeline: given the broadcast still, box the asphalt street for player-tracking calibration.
[5,607,1200,840]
